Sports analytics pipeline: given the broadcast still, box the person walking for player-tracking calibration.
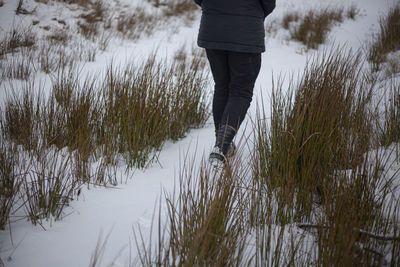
[194,0,276,166]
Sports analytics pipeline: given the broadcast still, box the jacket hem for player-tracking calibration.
[198,40,265,53]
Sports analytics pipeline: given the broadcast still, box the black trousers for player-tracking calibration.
[206,49,261,133]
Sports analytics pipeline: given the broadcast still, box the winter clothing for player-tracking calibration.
[194,0,275,163]
[206,49,261,131]
[209,126,237,166]
[215,124,237,156]
[195,0,276,53]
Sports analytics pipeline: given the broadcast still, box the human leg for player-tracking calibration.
[205,49,230,133]
[208,50,261,165]
[221,51,261,130]
[214,51,261,156]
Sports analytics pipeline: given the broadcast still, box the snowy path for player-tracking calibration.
[0,0,397,266]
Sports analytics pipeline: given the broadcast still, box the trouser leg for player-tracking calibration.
[221,51,261,130]
[205,49,230,133]
[206,49,261,155]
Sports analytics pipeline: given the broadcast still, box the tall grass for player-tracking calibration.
[0,0,199,83]
[133,47,400,266]
[162,0,198,22]
[0,141,21,229]
[116,7,159,40]
[368,5,400,71]
[2,52,209,168]
[2,84,39,151]
[252,47,400,265]
[254,49,373,222]
[134,155,251,266]
[0,25,35,57]
[282,6,359,49]
[0,50,209,226]
[380,81,400,147]
[22,149,78,225]
[2,50,34,80]
[99,53,209,168]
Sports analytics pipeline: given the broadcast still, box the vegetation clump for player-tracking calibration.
[282,6,359,49]
[134,47,400,267]
[369,5,400,71]
[0,50,209,225]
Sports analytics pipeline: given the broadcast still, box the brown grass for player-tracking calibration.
[134,155,251,266]
[85,46,400,266]
[162,0,198,21]
[380,81,400,146]
[346,4,359,20]
[283,6,359,49]
[47,29,70,45]
[369,5,400,71]
[291,8,344,49]
[0,48,210,225]
[2,85,39,150]
[282,11,300,30]
[0,25,36,57]
[2,52,34,80]
[80,0,105,24]
[0,141,21,229]
[252,47,400,265]
[99,53,209,168]
[54,0,91,6]
[254,48,373,221]
[116,7,158,40]
[22,149,79,225]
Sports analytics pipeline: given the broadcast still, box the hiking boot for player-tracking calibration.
[209,125,237,167]
[209,146,226,168]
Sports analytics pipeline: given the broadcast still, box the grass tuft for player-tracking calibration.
[2,85,39,151]
[134,155,251,266]
[369,5,400,71]
[0,141,21,229]
[0,25,36,57]
[291,8,343,49]
[99,53,209,168]
[1,48,209,176]
[283,6,358,49]
[380,81,400,146]
[0,49,209,225]
[22,149,79,225]
[252,46,400,265]
[116,7,158,40]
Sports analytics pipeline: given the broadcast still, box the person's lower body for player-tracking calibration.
[205,49,261,164]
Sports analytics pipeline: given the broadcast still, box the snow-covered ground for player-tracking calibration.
[0,0,399,266]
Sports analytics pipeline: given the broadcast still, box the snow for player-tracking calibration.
[0,0,399,266]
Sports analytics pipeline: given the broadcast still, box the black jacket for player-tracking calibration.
[195,0,275,53]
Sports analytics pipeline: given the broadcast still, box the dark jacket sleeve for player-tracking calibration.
[260,0,275,17]
[194,0,202,6]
